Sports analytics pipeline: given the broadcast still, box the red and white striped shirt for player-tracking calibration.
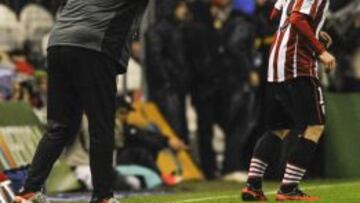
[268,0,330,82]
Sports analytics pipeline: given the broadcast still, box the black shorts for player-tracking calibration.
[265,77,325,131]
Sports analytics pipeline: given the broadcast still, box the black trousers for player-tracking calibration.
[192,88,222,179]
[193,81,257,178]
[221,83,258,174]
[149,88,189,144]
[25,46,117,199]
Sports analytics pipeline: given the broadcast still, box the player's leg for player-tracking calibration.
[15,47,83,203]
[276,77,325,201]
[242,129,289,201]
[280,125,324,191]
[247,129,289,187]
[276,125,324,201]
[242,83,293,201]
[72,48,117,202]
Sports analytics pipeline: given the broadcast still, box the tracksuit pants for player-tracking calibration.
[24,46,117,200]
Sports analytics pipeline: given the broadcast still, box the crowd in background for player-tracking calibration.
[0,0,53,123]
[144,0,360,180]
[1,0,360,189]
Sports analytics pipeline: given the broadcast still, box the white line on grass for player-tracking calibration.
[172,182,360,203]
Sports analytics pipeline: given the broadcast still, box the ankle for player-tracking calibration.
[247,177,263,191]
[280,183,298,193]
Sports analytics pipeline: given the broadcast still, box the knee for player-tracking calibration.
[272,129,290,140]
[44,120,80,141]
[44,121,70,141]
[303,125,325,143]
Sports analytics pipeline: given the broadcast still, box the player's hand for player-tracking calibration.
[319,51,337,73]
[168,138,188,151]
[320,31,333,48]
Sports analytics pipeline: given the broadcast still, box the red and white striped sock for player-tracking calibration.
[280,163,307,192]
[248,158,269,179]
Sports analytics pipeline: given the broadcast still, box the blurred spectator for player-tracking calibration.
[187,0,224,180]
[211,0,257,179]
[330,0,352,11]
[0,52,16,71]
[63,95,188,191]
[32,70,47,108]
[145,0,192,144]
[115,95,187,186]
[0,68,14,101]
[31,70,48,123]
[10,80,32,103]
[0,3,23,51]
[10,50,35,76]
[20,1,54,67]
[20,2,54,48]
[232,0,256,16]
[254,0,278,72]
[189,0,257,180]
[37,0,64,16]
[342,12,360,92]
[117,40,143,94]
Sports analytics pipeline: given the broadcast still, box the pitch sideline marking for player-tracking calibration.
[172,182,360,203]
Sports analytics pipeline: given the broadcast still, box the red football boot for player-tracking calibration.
[242,186,268,201]
[276,188,320,201]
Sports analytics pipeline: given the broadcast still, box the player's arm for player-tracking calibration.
[270,0,284,21]
[319,31,333,48]
[289,12,325,55]
[289,12,336,72]
[270,8,281,21]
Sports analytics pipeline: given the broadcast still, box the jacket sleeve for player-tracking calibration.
[125,125,169,150]
[289,12,326,55]
[227,20,255,72]
[145,27,173,83]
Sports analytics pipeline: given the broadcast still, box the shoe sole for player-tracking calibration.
[13,197,31,203]
[242,192,268,201]
[276,195,320,201]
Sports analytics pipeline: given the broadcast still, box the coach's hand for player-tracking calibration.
[319,51,337,73]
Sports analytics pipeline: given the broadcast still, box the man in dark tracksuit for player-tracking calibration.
[14,1,149,203]
[217,11,257,176]
[188,2,256,179]
[145,0,191,144]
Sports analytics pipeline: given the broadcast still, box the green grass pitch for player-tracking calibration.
[55,179,360,203]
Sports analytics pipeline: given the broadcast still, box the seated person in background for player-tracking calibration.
[9,50,35,76]
[10,81,32,104]
[115,95,188,186]
[64,95,188,191]
[0,51,16,71]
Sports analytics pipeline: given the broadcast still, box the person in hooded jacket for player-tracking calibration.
[145,0,192,144]
[184,1,223,180]
[215,0,259,179]
[188,0,258,179]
